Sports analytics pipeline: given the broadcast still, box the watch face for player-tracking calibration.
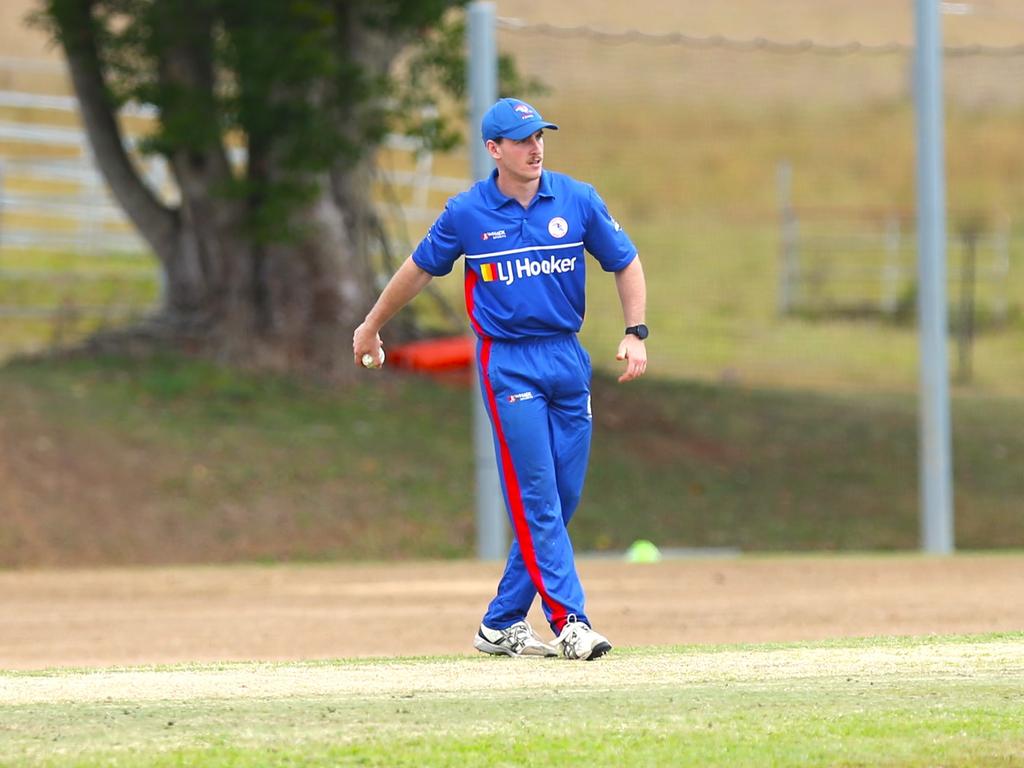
[628,324,649,340]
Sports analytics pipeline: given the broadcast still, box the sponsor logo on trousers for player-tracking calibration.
[480,255,578,285]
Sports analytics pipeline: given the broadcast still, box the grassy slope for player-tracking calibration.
[1,354,1022,567]
[1,634,1022,767]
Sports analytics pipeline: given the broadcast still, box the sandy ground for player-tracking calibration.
[1,555,1022,671]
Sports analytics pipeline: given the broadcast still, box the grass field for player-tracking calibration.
[2,633,1022,766]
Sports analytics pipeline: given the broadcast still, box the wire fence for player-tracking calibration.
[425,14,1024,396]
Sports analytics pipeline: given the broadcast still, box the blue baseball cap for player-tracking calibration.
[480,98,559,142]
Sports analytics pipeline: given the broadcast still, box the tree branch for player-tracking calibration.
[155,0,241,231]
[53,0,179,264]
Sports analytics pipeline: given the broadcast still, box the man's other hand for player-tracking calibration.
[615,336,647,383]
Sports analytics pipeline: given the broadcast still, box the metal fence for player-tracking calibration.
[776,164,1013,322]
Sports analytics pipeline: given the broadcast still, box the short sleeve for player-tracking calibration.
[412,203,463,277]
[583,186,637,272]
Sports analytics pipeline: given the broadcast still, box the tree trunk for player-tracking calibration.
[48,0,417,374]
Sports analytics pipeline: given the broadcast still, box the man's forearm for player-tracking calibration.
[614,256,646,326]
[363,256,434,332]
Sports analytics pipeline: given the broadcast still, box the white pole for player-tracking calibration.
[914,0,955,553]
[467,1,507,561]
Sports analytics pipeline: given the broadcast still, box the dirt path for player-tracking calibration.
[1,555,1021,670]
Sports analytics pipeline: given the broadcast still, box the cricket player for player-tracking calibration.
[353,98,647,660]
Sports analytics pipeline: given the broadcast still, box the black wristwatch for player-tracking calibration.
[624,324,649,340]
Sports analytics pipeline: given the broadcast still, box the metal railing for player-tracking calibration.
[776,166,1014,320]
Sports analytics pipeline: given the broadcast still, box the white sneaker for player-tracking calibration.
[556,615,612,660]
[474,620,558,658]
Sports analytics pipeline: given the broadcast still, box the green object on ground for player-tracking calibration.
[626,539,662,563]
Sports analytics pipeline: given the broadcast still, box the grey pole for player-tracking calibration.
[776,161,797,316]
[913,0,955,554]
[467,1,507,561]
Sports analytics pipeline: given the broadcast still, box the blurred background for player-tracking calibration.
[1,1,1022,567]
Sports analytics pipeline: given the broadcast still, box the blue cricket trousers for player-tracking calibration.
[476,333,593,634]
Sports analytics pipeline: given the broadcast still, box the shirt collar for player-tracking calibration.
[483,168,555,210]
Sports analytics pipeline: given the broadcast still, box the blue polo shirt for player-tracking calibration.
[412,169,637,340]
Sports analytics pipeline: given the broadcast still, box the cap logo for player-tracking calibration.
[481,99,556,141]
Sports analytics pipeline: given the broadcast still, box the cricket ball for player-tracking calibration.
[362,348,385,369]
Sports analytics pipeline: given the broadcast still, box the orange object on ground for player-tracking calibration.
[388,336,475,373]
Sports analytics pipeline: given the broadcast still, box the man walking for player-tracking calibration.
[353,98,647,660]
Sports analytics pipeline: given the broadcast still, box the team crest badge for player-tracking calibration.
[548,217,568,238]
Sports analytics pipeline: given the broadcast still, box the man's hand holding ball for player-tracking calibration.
[352,322,385,370]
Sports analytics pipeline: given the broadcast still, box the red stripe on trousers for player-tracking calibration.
[478,337,566,623]
[463,267,485,337]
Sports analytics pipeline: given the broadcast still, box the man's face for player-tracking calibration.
[488,130,545,183]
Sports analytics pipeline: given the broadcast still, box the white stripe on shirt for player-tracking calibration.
[463,241,584,260]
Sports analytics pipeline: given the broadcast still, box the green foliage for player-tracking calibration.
[395,14,548,152]
[33,1,505,244]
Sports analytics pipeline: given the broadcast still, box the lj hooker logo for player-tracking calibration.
[480,254,578,285]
